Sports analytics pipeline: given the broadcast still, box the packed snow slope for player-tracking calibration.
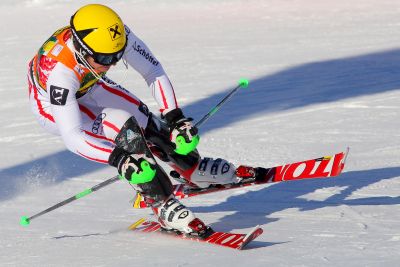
[1,0,400,266]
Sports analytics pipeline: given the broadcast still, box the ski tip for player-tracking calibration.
[20,216,30,227]
[238,78,249,88]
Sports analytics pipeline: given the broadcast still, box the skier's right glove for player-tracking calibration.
[108,147,156,184]
[164,108,200,155]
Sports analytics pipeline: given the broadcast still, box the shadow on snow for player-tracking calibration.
[185,48,400,133]
[2,49,400,212]
[0,151,100,201]
[191,167,400,232]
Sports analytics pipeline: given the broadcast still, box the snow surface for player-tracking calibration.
[1,0,400,266]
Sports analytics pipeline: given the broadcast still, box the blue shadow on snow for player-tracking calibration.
[190,167,400,232]
[2,48,400,202]
[185,48,400,132]
[0,151,100,201]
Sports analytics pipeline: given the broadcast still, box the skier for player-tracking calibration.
[27,4,240,236]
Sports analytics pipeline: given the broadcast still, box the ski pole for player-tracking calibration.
[174,78,249,155]
[20,175,121,226]
[20,78,249,226]
[194,78,249,128]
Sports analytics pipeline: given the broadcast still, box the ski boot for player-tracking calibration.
[173,157,241,189]
[151,195,213,238]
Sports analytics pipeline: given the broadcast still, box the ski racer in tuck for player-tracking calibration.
[27,4,241,236]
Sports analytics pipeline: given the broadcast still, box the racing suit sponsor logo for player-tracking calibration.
[92,113,106,134]
[101,76,129,93]
[50,85,69,105]
[132,41,159,66]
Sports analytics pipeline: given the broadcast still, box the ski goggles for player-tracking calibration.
[91,49,125,66]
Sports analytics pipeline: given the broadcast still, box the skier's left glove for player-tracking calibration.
[164,108,200,155]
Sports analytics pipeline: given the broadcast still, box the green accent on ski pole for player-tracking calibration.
[19,175,120,227]
[238,78,249,88]
[130,160,157,184]
[209,107,219,116]
[174,135,200,155]
[20,216,30,226]
[75,189,93,199]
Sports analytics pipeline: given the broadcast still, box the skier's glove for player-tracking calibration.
[164,108,200,155]
[108,147,156,184]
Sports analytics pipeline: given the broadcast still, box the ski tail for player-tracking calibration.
[237,225,264,250]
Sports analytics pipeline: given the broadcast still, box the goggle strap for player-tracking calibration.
[74,48,116,87]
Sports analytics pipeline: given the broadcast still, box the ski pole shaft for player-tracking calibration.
[195,78,249,128]
[20,79,249,226]
[20,175,121,226]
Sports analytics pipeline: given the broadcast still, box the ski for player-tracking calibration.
[133,148,349,208]
[128,218,263,250]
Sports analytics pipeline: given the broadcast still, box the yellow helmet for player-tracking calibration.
[70,4,127,65]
